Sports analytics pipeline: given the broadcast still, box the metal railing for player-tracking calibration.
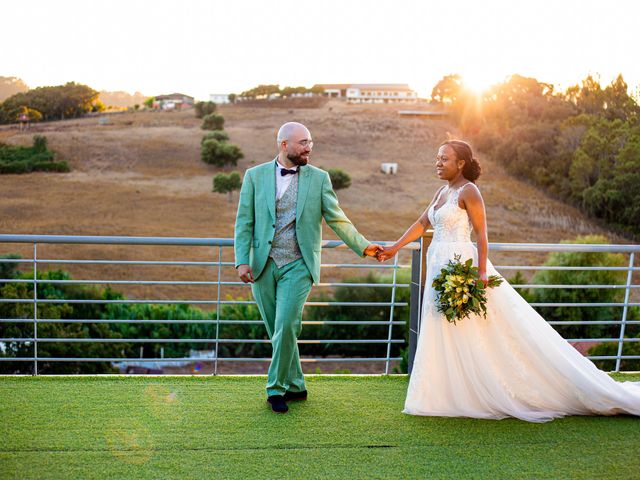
[406,236,639,373]
[0,234,416,375]
[0,234,638,375]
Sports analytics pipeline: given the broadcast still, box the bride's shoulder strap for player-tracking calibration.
[432,184,447,203]
[459,182,480,195]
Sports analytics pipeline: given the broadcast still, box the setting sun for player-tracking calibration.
[460,73,499,96]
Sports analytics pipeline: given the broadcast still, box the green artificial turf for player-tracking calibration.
[1,374,639,479]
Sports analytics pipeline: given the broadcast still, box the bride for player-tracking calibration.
[377,140,640,422]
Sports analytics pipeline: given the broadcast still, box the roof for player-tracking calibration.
[155,93,194,101]
[350,84,414,92]
[315,84,351,90]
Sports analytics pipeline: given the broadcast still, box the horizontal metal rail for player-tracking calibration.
[1,234,639,374]
[0,356,403,363]
[0,338,405,344]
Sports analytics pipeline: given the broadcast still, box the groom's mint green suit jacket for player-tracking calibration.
[234,159,370,283]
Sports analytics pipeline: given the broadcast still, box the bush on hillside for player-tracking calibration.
[195,101,217,118]
[201,130,229,144]
[213,171,242,202]
[525,235,627,340]
[201,139,243,167]
[326,168,351,190]
[201,113,225,131]
[0,135,69,174]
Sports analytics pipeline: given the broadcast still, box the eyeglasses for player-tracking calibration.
[297,140,313,148]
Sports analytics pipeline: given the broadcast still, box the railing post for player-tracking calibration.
[214,246,222,375]
[408,232,431,374]
[384,254,399,374]
[32,243,38,376]
[615,252,635,372]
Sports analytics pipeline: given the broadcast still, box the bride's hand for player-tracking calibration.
[377,244,399,262]
[478,271,489,284]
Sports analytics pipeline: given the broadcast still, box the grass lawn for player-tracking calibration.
[1,374,639,479]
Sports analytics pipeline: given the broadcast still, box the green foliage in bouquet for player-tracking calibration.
[432,254,503,324]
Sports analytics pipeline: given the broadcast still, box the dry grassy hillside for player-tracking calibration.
[0,101,629,301]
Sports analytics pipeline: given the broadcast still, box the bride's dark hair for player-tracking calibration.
[441,140,481,183]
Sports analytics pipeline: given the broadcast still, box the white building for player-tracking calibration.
[210,94,231,104]
[153,93,194,110]
[346,84,418,104]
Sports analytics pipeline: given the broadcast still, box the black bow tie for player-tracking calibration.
[280,168,298,176]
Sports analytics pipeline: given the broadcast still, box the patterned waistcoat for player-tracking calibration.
[269,173,303,267]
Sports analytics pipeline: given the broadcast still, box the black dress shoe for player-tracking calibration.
[283,390,308,401]
[267,395,288,413]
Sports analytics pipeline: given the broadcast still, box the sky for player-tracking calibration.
[2,0,639,100]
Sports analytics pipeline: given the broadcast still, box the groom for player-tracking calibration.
[234,122,382,413]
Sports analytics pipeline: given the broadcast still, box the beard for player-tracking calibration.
[287,152,309,166]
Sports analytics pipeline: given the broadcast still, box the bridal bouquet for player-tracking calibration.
[432,254,503,324]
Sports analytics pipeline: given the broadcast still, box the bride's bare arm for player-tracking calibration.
[378,187,443,261]
[460,184,488,281]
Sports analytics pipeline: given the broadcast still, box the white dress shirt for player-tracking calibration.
[275,160,298,200]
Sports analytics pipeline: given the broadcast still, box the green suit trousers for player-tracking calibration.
[252,257,313,396]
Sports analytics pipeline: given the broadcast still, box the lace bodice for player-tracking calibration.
[428,184,474,242]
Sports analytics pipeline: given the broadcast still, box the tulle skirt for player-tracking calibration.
[403,240,640,422]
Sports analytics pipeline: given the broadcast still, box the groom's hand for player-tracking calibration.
[364,243,384,258]
[237,264,254,283]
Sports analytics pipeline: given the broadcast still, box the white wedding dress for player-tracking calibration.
[403,183,640,422]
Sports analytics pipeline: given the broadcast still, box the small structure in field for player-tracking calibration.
[381,163,398,175]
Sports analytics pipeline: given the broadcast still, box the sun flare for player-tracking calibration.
[461,74,496,95]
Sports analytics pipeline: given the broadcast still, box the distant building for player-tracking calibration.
[315,84,351,98]
[153,93,194,110]
[347,84,418,103]
[381,162,398,174]
[316,83,418,103]
[210,93,231,104]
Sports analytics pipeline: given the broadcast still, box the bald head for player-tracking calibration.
[277,122,310,145]
[277,121,313,167]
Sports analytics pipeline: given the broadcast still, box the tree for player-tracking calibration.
[228,93,237,104]
[526,235,627,340]
[239,84,280,99]
[431,74,464,104]
[201,139,221,164]
[215,143,243,166]
[195,101,217,118]
[213,171,242,202]
[144,97,155,109]
[91,99,106,112]
[602,74,640,123]
[202,113,225,130]
[325,168,351,190]
[0,82,99,122]
[200,139,243,167]
[201,131,229,144]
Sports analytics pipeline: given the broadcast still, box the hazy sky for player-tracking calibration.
[3,0,638,100]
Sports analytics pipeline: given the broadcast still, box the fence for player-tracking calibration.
[0,234,638,375]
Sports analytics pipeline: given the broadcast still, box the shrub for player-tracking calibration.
[201,113,225,130]
[215,142,243,166]
[325,168,351,190]
[0,136,68,174]
[213,172,242,202]
[195,101,217,118]
[201,130,229,144]
[201,139,221,165]
[33,135,47,152]
[588,310,640,371]
[526,235,626,340]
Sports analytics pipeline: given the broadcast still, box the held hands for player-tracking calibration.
[363,243,399,262]
[376,244,399,262]
[363,243,384,259]
[237,264,254,283]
